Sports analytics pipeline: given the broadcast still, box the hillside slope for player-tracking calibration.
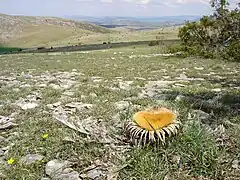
[0,14,110,48]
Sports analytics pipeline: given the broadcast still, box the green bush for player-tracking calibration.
[148,40,159,46]
[222,39,240,62]
[178,0,240,62]
[167,44,182,53]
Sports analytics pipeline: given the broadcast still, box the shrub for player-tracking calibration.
[221,39,240,62]
[148,40,159,46]
[178,0,240,61]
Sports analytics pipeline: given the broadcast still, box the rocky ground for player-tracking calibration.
[0,46,239,179]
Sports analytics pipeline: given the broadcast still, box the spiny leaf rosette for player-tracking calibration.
[125,107,181,146]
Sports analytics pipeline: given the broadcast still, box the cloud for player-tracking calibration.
[75,0,93,2]
[75,0,113,3]
[74,0,211,6]
[100,0,113,3]
[176,0,209,5]
[151,0,210,8]
[123,0,152,5]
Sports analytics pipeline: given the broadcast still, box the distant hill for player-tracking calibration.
[64,15,201,28]
[0,14,110,48]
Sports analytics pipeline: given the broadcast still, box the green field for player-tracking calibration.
[0,44,239,179]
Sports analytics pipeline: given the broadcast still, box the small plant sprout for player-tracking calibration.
[125,107,181,146]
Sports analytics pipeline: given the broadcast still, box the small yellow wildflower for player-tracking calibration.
[7,158,15,165]
[42,133,49,140]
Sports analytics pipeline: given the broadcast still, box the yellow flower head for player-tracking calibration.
[7,158,15,165]
[42,133,49,140]
[125,107,181,146]
[133,107,177,131]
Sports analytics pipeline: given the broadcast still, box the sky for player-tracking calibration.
[0,0,239,17]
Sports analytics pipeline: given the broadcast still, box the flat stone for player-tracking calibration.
[0,122,18,130]
[194,67,204,70]
[1,146,10,151]
[232,159,239,169]
[60,83,74,90]
[176,74,205,81]
[47,102,62,109]
[46,159,71,176]
[86,169,103,179]
[65,102,93,111]
[174,83,186,87]
[175,95,186,102]
[108,87,121,92]
[53,102,62,107]
[38,84,47,88]
[89,93,97,98]
[16,102,38,110]
[46,104,54,109]
[179,73,188,80]
[118,81,133,91]
[63,91,75,96]
[45,159,80,180]
[212,88,222,92]
[0,149,4,156]
[49,84,61,90]
[192,110,210,123]
[20,84,31,88]
[93,79,102,83]
[114,101,131,111]
[12,88,20,92]
[145,81,175,89]
[134,77,146,80]
[21,102,38,110]
[80,95,87,100]
[57,171,80,180]
[20,154,44,165]
[0,116,14,124]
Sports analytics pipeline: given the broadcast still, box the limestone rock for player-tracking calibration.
[86,169,103,179]
[0,116,17,130]
[20,154,44,165]
[45,159,80,180]
[0,149,4,156]
[114,101,131,111]
[232,159,239,169]
[65,102,93,111]
[0,122,18,130]
[192,110,210,124]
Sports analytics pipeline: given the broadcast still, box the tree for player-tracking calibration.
[178,0,240,61]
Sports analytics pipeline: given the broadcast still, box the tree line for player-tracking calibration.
[178,0,240,61]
